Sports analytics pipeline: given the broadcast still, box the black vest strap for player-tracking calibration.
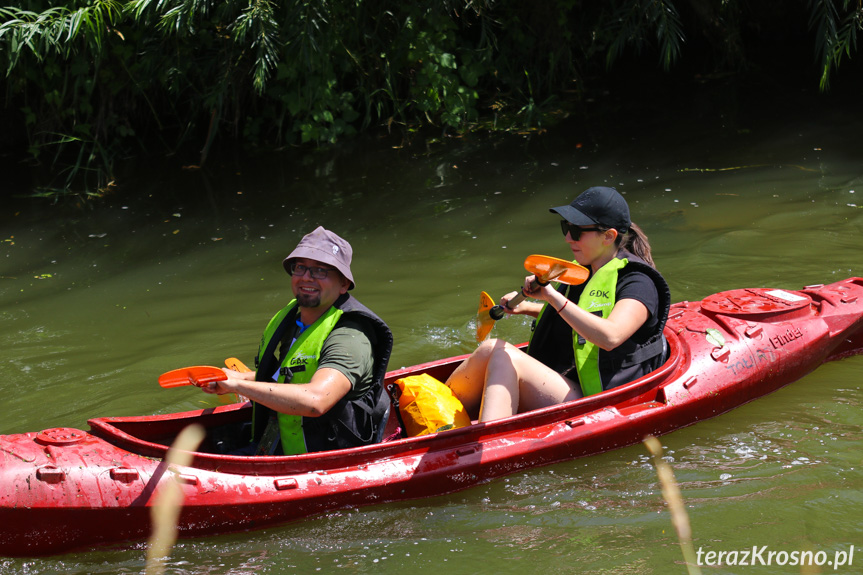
[256,307,300,382]
[619,336,665,368]
[308,294,394,450]
[251,306,300,443]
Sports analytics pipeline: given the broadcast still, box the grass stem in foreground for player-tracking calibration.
[145,423,206,575]
[644,435,703,575]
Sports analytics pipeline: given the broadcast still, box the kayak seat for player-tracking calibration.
[207,420,253,454]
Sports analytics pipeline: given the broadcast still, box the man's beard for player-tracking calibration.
[296,292,321,308]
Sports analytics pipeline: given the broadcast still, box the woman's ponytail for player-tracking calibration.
[619,223,655,267]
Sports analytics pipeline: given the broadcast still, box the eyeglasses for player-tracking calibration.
[290,263,336,280]
[560,221,604,240]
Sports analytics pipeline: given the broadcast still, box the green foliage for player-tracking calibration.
[0,1,123,71]
[401,6,479,129]
[0,0,860,200]
[808,0,863,90]
[0,1,127,198]
[232,0,279,95]
[604,0,685,71]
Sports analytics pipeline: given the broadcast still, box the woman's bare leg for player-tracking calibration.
[479,341,581,422]
[445,338,503,418]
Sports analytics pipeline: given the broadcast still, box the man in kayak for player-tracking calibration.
[201,226,393,455]
[447,186,670,421]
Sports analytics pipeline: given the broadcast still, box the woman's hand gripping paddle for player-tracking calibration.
[476,254,589,343]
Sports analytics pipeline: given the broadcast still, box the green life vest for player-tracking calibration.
[255,300,344,455]
[528,252,669,397]
[571,257,628,396]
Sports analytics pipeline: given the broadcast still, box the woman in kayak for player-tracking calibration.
[446,186,671,422]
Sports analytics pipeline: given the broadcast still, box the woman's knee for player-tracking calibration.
[476,337,508,359]
[488,340,530,368]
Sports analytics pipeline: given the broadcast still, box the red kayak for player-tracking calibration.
[2,277,863,557]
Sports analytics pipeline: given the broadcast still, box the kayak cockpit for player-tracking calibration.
[87,328,685,474]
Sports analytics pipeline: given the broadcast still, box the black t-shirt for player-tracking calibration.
[615,269,660,343]
[528,265,661,375]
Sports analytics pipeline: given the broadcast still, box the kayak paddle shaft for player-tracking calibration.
[488,277,549,320]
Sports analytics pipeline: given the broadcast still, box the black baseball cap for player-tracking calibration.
[549,186,630,233]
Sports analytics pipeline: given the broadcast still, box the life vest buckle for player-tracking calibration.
[279,365,306,381]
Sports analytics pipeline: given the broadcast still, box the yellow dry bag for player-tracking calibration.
[391,373,471,436]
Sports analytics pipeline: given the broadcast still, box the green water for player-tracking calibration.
[2,82,863,574]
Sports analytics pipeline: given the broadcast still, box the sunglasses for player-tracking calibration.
[560,220,605,240]
[290,262,336,280]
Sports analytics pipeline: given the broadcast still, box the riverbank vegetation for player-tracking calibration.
[1,0,861,200]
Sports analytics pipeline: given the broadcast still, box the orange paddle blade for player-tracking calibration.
[476,291,496,343]
[222,358,252,403]
[524,254,588,285]
[158,366,227,388]
[225,357,252,373]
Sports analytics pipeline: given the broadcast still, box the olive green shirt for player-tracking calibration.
[278,317,375,401]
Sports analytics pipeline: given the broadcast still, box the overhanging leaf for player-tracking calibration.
[706,328,725,348]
